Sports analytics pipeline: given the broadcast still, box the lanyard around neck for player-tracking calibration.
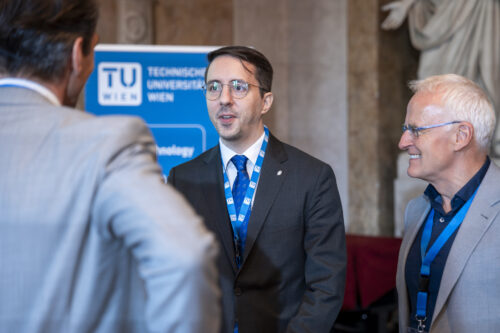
[221,126,269,251]
[415,189,478,331]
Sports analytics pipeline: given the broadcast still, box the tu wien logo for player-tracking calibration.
[98,62,142,106]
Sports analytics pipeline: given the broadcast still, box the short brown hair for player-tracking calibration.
[205,46,273,97]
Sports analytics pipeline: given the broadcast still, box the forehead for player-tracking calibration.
[406,91,446,124]
[206,55,256,82]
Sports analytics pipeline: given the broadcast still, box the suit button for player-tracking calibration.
[234,287,242,296]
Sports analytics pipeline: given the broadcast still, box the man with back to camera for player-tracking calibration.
[397,74,500,332]
[0,0,220,332]
[168,45,347,333]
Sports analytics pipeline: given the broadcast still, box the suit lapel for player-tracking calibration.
[202,146,238,273]
[400,196,431,267]
[396,195,430,329]
[240,134,287,267]
[432,163,500,325]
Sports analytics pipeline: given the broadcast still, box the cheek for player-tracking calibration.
[206,102,218,114]
[420,142,448,167]
[247,101,264,118]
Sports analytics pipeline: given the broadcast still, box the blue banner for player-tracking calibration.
[85,44,219,179]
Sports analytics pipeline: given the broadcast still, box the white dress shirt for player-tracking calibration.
[219,131,265,204]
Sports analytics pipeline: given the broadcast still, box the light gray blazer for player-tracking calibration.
[396,162,500,333]
[0,86,220,333]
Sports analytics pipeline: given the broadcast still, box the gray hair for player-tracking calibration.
[409,74,496,152]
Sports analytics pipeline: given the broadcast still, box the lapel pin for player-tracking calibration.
[277,170,283,176]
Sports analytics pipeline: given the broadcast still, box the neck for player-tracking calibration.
[432,154,486,213]
[42,80,65,105]
[25,75,66,105]
[222,127,265,154]
[29,70,71,106]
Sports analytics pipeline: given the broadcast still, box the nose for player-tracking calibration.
[398,130,413,150]
[219,84,233,105]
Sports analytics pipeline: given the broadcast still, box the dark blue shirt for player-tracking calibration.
[405,157,490,331]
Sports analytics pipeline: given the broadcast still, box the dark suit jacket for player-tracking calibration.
[168,133,346,333]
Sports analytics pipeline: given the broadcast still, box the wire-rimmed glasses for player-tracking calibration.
[402,121,462,138]
[202,79,263,100]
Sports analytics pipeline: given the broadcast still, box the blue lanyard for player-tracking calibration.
[221,126,269,263]
[415,189,477,331]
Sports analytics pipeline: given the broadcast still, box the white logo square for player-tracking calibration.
[98,62,142,106]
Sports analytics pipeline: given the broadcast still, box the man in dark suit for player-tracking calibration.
[168,46,346,333]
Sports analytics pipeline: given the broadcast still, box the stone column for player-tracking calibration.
[348,0,418,235]
[287,0,349,225]
[348,0,381,235]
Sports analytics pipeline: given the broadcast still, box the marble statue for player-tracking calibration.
[382,0,500,156]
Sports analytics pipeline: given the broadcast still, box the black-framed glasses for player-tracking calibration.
[202,79,263,101]
[402,121,461,138]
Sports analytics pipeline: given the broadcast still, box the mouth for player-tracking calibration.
[217,112,237,125]
[409,154,421,159]
[219,115,235,120]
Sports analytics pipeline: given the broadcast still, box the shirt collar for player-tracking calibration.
[220,131,266,170]
[424,156,491,216]
[0,78,61,106]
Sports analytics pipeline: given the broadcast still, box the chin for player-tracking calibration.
[221,135,242,144]
[406,167,420,180]
[218,128,240,141]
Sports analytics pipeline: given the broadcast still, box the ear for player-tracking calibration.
[261,92,274,115]
[70,37,85,77]
[63,36,88,107]
[454,122,474,151]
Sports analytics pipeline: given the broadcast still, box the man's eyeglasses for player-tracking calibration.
[402,121,461,138]
[202,79,263,101]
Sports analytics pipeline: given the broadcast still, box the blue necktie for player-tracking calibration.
[231,155,250,267]
[231,155,249,333]
[231,155,249,215]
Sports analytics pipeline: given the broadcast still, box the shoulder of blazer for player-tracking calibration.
[267,132,334,173]
[478,161,500,207]
[265,133,288,164]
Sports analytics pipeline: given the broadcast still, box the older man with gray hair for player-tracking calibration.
[396,74,499,333]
